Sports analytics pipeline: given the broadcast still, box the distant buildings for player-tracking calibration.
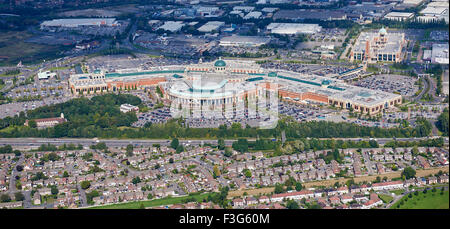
[24,113,67,129]
[417,0,449,23]
[40,18,118,29]
[219,35,271,47]
[431,43,449,64]
[158,21,185,33]
[350,28,406,63]
[198,21,225,33]
[195,6,222,18]
[266,23,322,35]
[273,9,347,21]
[383,12,414,21]
[37,70,57,80]
[244,11,262,20]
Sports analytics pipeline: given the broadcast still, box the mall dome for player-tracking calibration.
[214,59,226,67]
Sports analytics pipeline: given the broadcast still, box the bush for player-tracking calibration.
[0,194,11,203]
[14,192,25,201]
[80,181,91,190]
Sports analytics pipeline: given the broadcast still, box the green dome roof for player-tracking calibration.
[322,80,331,85]
[214,60,226,67]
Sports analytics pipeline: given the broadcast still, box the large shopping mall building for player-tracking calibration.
[69,58,402,115]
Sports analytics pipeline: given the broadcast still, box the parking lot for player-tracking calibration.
[261,62,351,77]
[429,30,449,41]
[353,74,418,97]
[133,106,171,127]
[297,28,346,50]
[87,54,196,73]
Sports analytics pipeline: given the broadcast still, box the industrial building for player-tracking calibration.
[40,18,118,29]
[418,0,449,23]
[158,21,185,32]
[431,43,449,64]
[244,11,262,19]
[273,9,347,21]
[350,28,406,63]
[198,21,225,33]
[266,23,322,35]
[384,12,414,21]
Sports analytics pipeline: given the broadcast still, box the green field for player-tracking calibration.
[0,31,69,66]
[378,194,394,204]
[88,193,211,209]
[391,189,449,209]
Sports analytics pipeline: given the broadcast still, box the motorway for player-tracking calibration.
[0,137,448,148]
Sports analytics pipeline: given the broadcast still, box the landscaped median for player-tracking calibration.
[87,193,210,209]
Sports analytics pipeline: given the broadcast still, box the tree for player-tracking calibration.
[63,171,69,178]
[232,139,248,153]
[346,179,355,188]
[13,150,21,157]
[295,182,303,191]
[14,192,25,201]
[274,183,284,194]
[80,181,91,190]
[132,176,141,184]
[139,203,145,209]
[375,176,381,183]
[171,138,179,149]
[147,193,153,200]
[401,167,416,180]
[16,165,23,172]
[0,194,11,203]
[51,186,59,195]
[243,169,252,178]
[436,108,449,136]
[176,145,184,153]
[224,147,232,157]
[16,181,22,190]
[218,139,225,150]
[213,165,221,178]
[28,119,37,128]
[126,144,134,157]
[286,200,299,209]
[169,158,174,164]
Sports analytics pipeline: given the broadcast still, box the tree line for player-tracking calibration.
[0,94,433,139]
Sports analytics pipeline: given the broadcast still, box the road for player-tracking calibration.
[8,155,24,193]
[415,75,430,102]
[0,137,447,149]
[362,151,375,176]
[77,183,88,208]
